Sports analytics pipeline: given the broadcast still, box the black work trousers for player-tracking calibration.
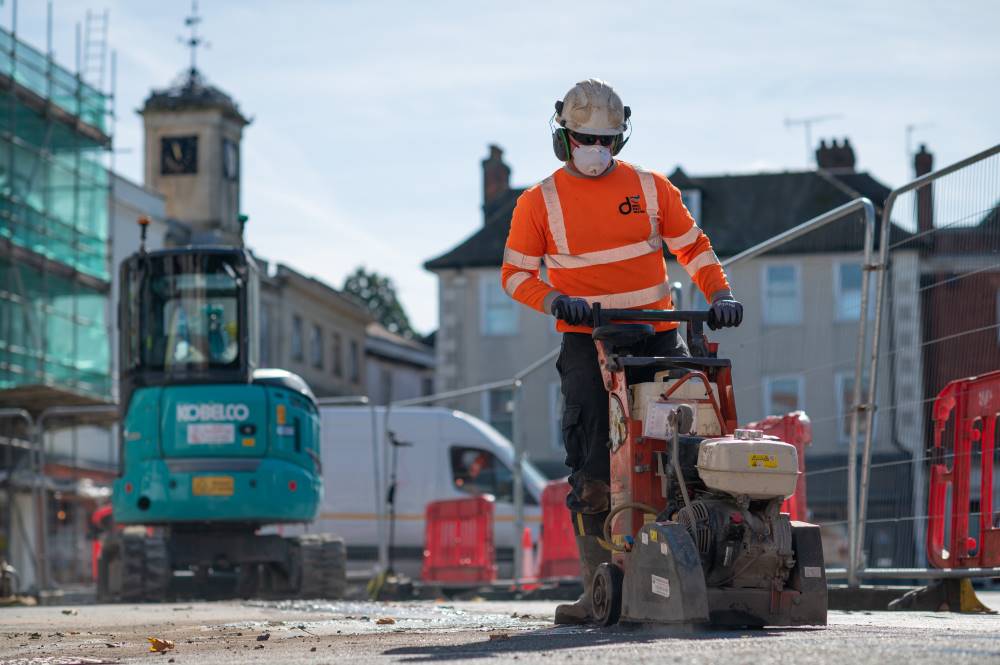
[557,329,690,518]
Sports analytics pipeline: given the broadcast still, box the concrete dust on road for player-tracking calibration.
[1,594,999,664]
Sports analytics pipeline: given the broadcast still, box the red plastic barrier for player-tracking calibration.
[537,480,580,579]
[747,411,812,521]
[928,369,1000,569]
[421,495,497,584]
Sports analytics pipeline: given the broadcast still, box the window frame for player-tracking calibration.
[833,260,869,322]
[331,332,342,377]
[290,314,304,362]
[763,373,805,418]
[479,270,519,337]
[309,323,324,369]
[760,261,803,326]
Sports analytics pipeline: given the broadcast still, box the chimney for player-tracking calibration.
[482,144,510,219]
[915,144,934,236]
[815,137,856,172]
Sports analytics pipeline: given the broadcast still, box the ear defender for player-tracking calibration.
[611,106,632,156]
[551,101,572,161]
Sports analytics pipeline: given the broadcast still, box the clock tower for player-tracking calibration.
[140,5,250,245]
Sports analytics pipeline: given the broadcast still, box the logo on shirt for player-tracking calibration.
[618,194,645,215]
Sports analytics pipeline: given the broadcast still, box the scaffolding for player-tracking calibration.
[0,5,114,409]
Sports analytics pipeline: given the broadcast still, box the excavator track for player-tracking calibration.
[295,534,347,599]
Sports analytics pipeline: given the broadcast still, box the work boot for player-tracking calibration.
[554,535,611,624]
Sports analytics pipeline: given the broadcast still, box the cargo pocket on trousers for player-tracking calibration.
[561,404,583,470]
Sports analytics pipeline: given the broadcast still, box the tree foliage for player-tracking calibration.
[342,267,416,338]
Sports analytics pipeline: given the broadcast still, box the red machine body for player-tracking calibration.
[597,340,738,564]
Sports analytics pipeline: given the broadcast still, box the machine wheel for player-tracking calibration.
[591,563,623,626]
[295,534,347,599]
[98,531,171,602]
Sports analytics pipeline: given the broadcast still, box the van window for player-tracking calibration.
[449,446,537,505]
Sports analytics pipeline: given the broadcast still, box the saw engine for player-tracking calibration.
[588,304,827,628]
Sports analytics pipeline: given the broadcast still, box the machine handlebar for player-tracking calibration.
[591,305,717,328]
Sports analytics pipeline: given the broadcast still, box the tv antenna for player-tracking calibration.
[785,114,844,167]
[178,0,210,77]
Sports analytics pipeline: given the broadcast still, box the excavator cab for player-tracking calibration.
[119,246,258,410]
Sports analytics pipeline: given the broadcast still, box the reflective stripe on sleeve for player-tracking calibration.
[503,271,532,297]
[503,247,542,270]
[540,176,570,255]
[545,239,661,270]
[579,281,670,309]
[636,168,660,247]
[683,249,721,277]
[664,225,701,251]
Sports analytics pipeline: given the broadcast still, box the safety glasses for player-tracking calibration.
[569,131,616,147]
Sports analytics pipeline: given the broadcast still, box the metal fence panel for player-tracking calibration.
[860,144,1000,580]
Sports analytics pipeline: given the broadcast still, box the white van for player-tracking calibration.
[313,406,549,579]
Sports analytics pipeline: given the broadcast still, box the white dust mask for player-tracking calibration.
[571,144,612,176]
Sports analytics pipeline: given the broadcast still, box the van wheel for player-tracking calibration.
[295,534,347,599]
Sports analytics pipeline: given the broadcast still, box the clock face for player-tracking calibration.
[160,135,198,175]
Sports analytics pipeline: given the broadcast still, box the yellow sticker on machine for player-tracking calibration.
[748,454,778,469]
[192,476,234,496]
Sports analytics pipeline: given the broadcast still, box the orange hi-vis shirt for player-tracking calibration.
[501,161,731,333]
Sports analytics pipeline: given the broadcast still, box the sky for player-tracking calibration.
[11,0,1000,333]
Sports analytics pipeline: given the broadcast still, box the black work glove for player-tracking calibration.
[550,295,592,326]
[709,295,743,330]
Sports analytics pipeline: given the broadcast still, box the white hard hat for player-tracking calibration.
[555,78,630,136]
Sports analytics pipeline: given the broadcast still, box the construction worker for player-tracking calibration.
[501,79,742,624]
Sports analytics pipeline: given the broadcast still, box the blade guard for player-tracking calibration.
[621,522,709,624]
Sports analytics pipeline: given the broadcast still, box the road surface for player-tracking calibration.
[2,594,999,664]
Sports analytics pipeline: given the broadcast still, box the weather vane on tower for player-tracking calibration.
[179,0,210,80]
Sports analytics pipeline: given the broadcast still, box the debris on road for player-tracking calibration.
[376,617,396,625]
[146,637,175,653]
[255,632,270,641]
[61,609,78,616]
[489,632,511,641]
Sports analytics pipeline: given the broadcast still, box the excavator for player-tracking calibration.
[97,219,344,601]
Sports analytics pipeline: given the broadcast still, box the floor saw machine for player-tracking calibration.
[587,305,827,627]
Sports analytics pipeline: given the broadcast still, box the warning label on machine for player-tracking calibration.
[651,574,671,598]
[748,453,778,469]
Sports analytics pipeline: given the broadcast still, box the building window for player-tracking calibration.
[331,333,342,377]
[483,387,514,440]
[291,315,303,362]
[480,272,518,336]
[349,339,360,384]
[681,189,701,225]
[836,371,873,444]
[834,261,875,321]
[762,263,802,325]
[309,324,324,369]
[763,374,804,417]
